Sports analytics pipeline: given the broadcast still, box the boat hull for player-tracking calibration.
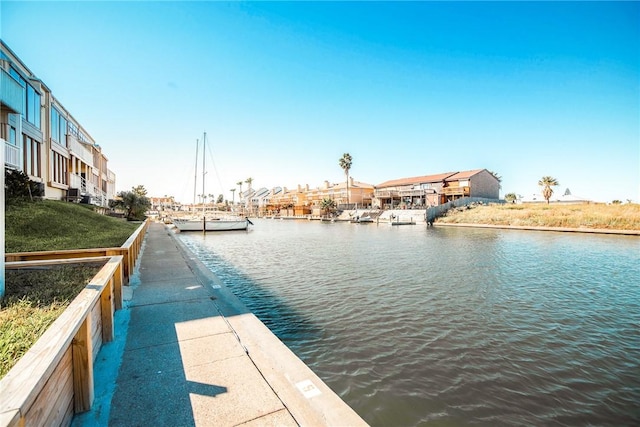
[173,218,249,232]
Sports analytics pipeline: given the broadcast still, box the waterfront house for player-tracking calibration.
[249,186,270,213]
[306,178,374,210]
[267,185,310,216]
[1,40,115,206]
[374,169,500,208]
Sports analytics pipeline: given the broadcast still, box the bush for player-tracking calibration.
[5,170,44,203]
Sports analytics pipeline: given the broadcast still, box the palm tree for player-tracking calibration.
[538,176,559,204]
[245,178,253,213]
[236,181,243,200]
[320,197,337,218]
[504,192,517,204]
[339,153,353,205]
[230,188,236,205]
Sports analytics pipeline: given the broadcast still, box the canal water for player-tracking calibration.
[178,219,640,426]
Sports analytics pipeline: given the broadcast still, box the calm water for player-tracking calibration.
[179,219,640,426]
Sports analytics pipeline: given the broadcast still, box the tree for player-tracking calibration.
[236,181,243,197]
[339,153,353,205]
[505,193,517,203]
[217,194,224,204]
[110,187,151,221]
[320,197,337,217]
[245,177,253,190]
[538,176,559,204]
[230,188,236,204]
[132,185,148,197]
[488,170,502,189]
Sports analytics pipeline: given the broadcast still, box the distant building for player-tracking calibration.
[374,169,500,209]
[266,178,375,216]
[521,188,591,204]
[1,40,115,206]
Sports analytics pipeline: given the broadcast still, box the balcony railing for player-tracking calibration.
[4,139,21,169]
[442,186,470,196]
[67,133,93,165]
[68,173,109,207]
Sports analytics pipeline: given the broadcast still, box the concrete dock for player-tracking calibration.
[73,222,367,426]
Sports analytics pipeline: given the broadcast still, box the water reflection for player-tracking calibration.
[180,220,640,426]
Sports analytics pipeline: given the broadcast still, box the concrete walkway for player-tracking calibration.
[75,222,367,427]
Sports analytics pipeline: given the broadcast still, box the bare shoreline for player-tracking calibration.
[433,221,640,236]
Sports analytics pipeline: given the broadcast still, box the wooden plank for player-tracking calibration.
[4,248,122,262]
[90,300,103,363]
[113,260,124,310]
[0,409,21,427]
[72,317,93,412]
[5,256,112,269]
[24,348,72,427]
[101,278,114,342]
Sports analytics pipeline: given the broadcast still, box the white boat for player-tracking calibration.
[357,216,374,223]
[173,216,252,232]
[171,132,253,232]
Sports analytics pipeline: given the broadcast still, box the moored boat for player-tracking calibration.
[170,132,254,233]
[173,216,252,232]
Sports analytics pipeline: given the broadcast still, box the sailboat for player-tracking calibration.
[172,132,252,232]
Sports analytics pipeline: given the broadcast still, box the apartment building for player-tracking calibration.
[1,40,115,206]
[374,169,500,208]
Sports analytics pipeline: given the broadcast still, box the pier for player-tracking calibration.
[75,222,367,426]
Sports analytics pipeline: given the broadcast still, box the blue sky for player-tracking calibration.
[2,1,638,203]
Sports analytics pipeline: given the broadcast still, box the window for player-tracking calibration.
[51,151,68,185]
[51,107,68,146]
[9,126,17,145]
[51,108,59,142]
[10,67,41,129]
[23,135,41,178]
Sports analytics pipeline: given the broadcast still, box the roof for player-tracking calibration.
[376,172,457,188]
[330,180,374,190]
[445,169,487,181]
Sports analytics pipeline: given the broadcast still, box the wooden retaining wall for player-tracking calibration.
[4,220,149,283]
[0,220,148,427]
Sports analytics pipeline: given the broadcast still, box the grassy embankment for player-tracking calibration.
[436,203,640,231]
[2,200,140,378]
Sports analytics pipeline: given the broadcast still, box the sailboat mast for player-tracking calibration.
[193,138,199,205]
[202,132,207,233]
[202,132,207,207]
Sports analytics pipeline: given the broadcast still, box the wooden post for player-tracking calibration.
[72,317,94,413]
[101,279,114,342]
[113,259,124,310]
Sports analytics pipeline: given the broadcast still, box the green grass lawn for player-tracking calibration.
[5,200,139,252]
[2,200,143,378]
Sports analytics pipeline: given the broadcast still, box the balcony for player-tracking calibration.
[374,190,395,198]
[4,139,21,169]
[0,68,23,114]
[442,186,470,196]
[67,133,93,165]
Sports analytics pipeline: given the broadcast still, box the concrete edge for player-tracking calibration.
[434,222,640,236]
[164,225,369,427]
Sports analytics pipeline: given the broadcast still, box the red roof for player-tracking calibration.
[445,169,486,181]
[376,172,457,188]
